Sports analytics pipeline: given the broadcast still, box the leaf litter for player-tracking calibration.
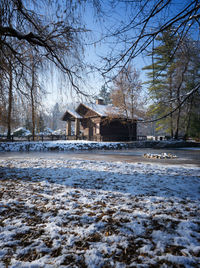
[0,157,199,267]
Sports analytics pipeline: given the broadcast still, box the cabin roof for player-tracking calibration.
[78,103,112,117]
[68,109,82,119]
[82,103,142,120]
[62,102,142,121]
[62,109,82,121]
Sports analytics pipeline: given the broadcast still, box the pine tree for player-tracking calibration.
[37,113,45,133]
[143,30,200,139]
[98,85,111,105]
[143,29,178,138]
[51,103,61,130]
[181,41,200,139]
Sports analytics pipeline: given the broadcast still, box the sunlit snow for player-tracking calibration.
[0,142,199,267]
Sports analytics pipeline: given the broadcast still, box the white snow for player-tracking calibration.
[0,146,199,267]
[0,140,127,152]
[82,103,141,120]
[82,103,112,116]
[52,129,65,135]
[63,108,82,119]
[37,127,53,136]
[12,127,31,137]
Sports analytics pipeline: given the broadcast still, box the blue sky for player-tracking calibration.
[44,0,200,108]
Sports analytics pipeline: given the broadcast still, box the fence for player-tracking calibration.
[0,134,148,142]
[0,134,67,142]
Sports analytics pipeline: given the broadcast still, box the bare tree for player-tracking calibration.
[21,51,46,140]
[0,43,19,139]
[1,0,200,131]
[7,59,13,139]
[30,58,36,140]
[100,1,200,73]
[110,66,144,140]
[95,1,200,120]
[1,0,88,136]
[0,0,88,93]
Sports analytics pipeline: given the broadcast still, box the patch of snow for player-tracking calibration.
[52,129,65,135]
[144,152,177,159]
[65,108,82,119]
[37,127,53,136]
[83,103,112,116]
[12,127,31,137]
[0,140,127,152]
[0,155,199,267]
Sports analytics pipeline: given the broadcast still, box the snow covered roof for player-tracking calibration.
[81,103,141,120]
[81,103,112,117]
[62,108,82,120]
[68,109,82,119]
[63,103,141,120]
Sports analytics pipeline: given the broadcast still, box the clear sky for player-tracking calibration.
[44,1,148,108]
[44,0,200,109]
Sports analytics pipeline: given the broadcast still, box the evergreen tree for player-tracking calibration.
[143,29,200,139]
[143,29,178,137]
[37,113,45,133]
[181,41,200,139]
[51,103,61,130]
[98,85,111,105]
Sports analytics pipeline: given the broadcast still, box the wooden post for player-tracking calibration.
[75,119,80,137]
[66,120,71,136]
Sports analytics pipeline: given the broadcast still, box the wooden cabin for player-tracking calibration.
[62,100,137,141]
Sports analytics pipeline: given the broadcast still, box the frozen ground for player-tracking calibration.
[0,153,200,268]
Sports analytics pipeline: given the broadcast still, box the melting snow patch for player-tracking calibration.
[144,152,177,159]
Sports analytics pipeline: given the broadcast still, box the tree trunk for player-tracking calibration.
[170,105,174,138]
[7,62,13,140]
[30,62,35,141]
[169,74,174,138]
[184,97,194,139]
[174,107,181,139]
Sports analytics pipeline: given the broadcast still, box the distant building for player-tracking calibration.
[62,99,138,141]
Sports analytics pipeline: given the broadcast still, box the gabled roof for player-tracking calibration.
[62,102,141,121]
[67,109,82,119]
[62,109,82,121]
[81,103,141,120]
[77,103,112,117]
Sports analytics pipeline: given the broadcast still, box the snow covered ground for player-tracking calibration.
[0,141,127,152]
[0,139,199,152]
[0,153,199,267]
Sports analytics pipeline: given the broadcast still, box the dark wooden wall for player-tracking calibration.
[99,119,136,141]
[80,117,137,141]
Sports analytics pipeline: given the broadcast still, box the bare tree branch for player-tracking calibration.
[140,83,200,124]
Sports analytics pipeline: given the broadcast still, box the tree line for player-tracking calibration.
[97,29,200,139]
[0,0,86,139]
[143,29,200,139]
[0,1,200,140]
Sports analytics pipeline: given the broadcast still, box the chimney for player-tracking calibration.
[96,99,104,105]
